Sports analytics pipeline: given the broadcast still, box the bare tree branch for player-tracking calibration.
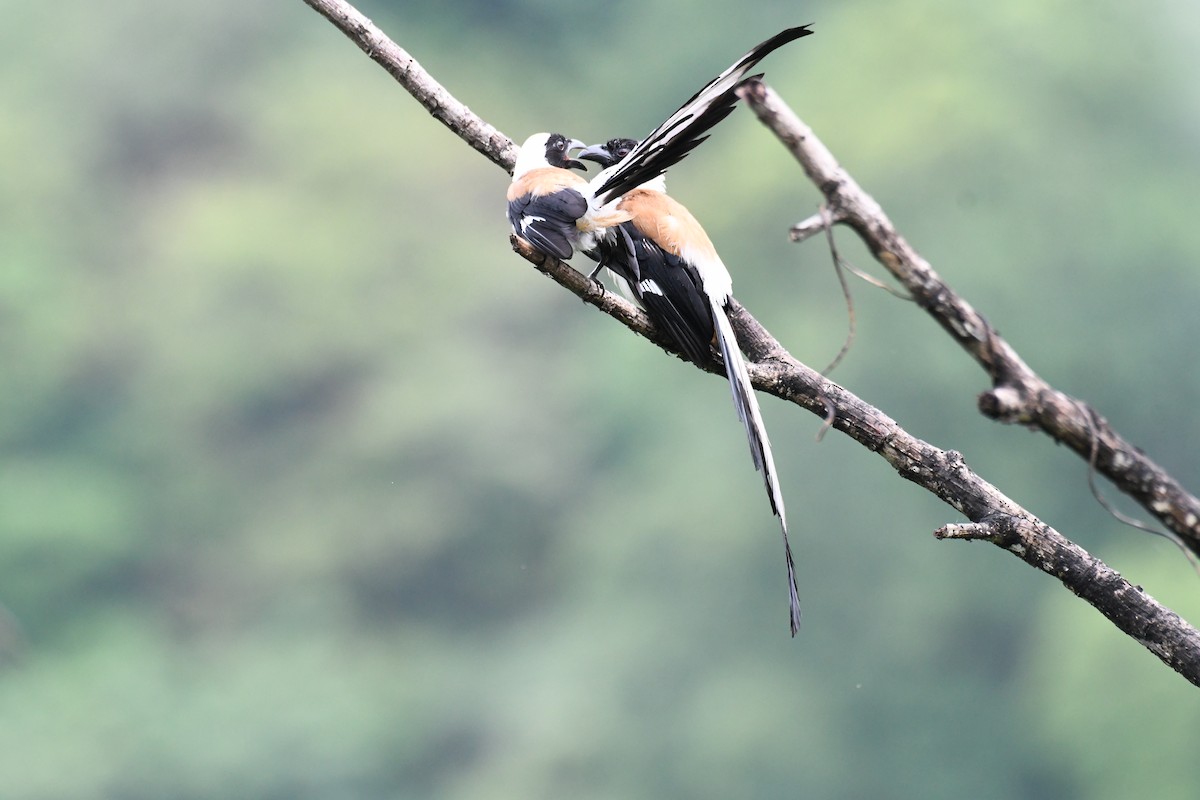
[300,0,1200,687]
[737,78,1200,559]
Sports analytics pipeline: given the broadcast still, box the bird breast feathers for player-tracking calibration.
[506,167,588,202]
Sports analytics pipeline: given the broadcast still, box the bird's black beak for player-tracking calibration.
[564,138,588,171]
[576,143,613,166]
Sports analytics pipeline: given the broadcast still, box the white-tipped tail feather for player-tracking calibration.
[712,304,802,635]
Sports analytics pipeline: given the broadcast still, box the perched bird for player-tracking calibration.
[505,26,813,634]
[579,137,802,635]
[507,25,813,271]
[506,132,589,262]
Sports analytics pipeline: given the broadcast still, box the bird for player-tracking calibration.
[506,132,589,262]
[578,137,802,635]
[505,26,813,635]
[507,25,813,273]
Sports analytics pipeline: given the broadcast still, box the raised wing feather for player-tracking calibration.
[593,25,813,204]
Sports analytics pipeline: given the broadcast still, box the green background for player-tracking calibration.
[3,1,1200,797]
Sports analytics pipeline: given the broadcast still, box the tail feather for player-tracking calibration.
[593,25,814,205]
[712,304,801,635]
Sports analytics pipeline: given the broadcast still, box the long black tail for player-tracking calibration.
[712,303,801,635]
[593,25,814,205]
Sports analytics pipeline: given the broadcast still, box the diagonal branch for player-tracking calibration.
[300,0,1200,686]
[737,78,1200,559]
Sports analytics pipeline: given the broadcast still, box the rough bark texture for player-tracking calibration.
[302,0,1200,687]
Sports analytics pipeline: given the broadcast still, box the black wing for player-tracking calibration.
[626,229,715,367]
[593,25,814,204]
[507,188,589,261]
[591,222,642,285]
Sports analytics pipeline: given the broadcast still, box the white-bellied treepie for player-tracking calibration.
[579,137,802,635]
[506,132,589,262]
[506,26,813,634]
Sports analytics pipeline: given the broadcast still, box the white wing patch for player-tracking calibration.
[638,278,664,296]
[520,215,546,234]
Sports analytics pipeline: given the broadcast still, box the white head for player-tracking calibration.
[512,132,586,179]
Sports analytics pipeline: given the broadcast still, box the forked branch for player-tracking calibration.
[737,79,1200,559]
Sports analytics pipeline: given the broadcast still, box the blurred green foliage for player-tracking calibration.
[2,0,1200,797]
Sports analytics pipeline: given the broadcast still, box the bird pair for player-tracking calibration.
[506,26,813,635]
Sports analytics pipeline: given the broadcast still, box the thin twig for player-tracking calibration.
[796,209,912,298]
[818,204,855,378]
[1075,400,1200,576]
[812,206,849,441]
